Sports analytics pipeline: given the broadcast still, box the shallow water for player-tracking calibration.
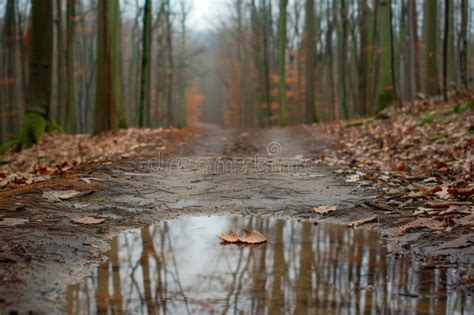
[66,216,473,314]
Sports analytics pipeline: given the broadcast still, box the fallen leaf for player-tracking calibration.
[42,190,93,202]
[448,187,474,197]
[349,215,378,227]
[73,202,90,209]
[239,229,267,244]
[426,201,472,208]
[218,229,267,244]
[218,230,240,243]
[72,216,105,225]
[454,213,474,226]
[79,177,101,184]
[313,205,337,214]
[437,235,473,250]
[345,174,360,183]
[55,190,82,200]
[399,218,443,233]
[0,218,28,226]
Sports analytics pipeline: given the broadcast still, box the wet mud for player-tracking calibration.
[0,125,472,313]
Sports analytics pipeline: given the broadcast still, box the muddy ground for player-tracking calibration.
[0,125,473,314]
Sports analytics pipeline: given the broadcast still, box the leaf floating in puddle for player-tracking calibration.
[349,215,378,227]
[313,205,337,214]
[218,229,267,244]
[72,216,105,225]
[239,229,267,244]
[218,230,240,243]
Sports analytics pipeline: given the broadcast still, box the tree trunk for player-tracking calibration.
[389,0,401,108]
[1,0,20,143]
[358,0,373,116]
[408,0,418,105]
[443,0,449,101]
[17,0,54,150]
[304,0,317,123]
[139,0,152,127]
[178,1,187,128]
[424,0,439,95]
[66,0,76,133]
[459,0,468,90]
[93,0,124,134]
[375,0,394,112]
[165,0,174,127]
[338,0,349,118]
[278,0,288,126]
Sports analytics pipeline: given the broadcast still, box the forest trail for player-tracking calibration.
[0,125,472,313]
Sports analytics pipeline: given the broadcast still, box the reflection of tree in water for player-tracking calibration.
[66,217,470,314]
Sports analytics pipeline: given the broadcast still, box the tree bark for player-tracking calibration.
[375,0,394,112]
[66,0,76,133]
[424,0,440,95]
[443,0,449,101]
[93,0,124,134]
[17,0,54,150]
[278,0,288,126]
[459,0,468,90]
[139,0,152,127]
[304,0,317,123]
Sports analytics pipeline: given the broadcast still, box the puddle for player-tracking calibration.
[66,216,473,314]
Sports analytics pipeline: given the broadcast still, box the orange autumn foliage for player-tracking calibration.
[185,80,204,126]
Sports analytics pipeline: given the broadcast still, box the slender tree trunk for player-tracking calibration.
[424,0,440,96]
[56,0,66,125]
[408,0,417,105]
[375,0,394,112]
[409,0,421,93]
[278,0,288,126]
[447,0,455,84]
[17,0,54,150]
[304,0,317,123]
[166,0,174,127]
[139,0,152,127]
[339,0,349,118]
[179,1,187,128]
[358,0,373,116]
[262,0,272,127]
[459,0,468,90]
[326,2,336,121]
[66,0,76,133]
[389,0,401,108]
[443,0,449,101]
[1,0,20,142]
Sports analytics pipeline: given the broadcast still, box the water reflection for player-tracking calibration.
[66,216,473,314]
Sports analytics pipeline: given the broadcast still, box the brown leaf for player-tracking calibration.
[72,216,105,225]
[218,230,240,243]
[426,201,472,208]
[437,235,473,250]
[399,218,443,233]
[349,215,378,227]
[447,188,474,197]
[313,205,337,214]
[239,229,267,244]
[453,213,474,226]
[0,218,28,227]
[218,229,267,244]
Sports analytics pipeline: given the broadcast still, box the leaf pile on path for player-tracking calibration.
[0,128,184,189]
[313,99,473,235]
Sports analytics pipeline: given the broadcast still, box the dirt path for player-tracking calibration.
[0,125,472,313]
